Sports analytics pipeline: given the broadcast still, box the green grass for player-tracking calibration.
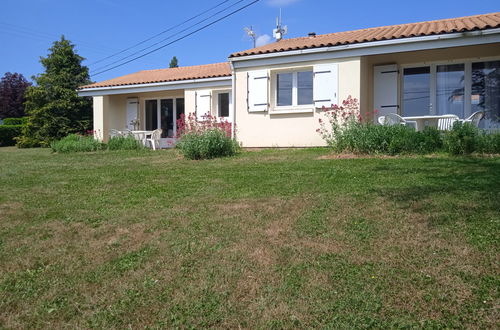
[0,147,498,328]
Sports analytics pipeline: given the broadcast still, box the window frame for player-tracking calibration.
[271,67,314,112]
[400,56,500,118]
[212,89,232,121]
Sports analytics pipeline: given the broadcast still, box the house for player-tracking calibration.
[78,12,500,147]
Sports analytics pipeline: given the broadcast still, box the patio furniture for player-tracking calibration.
[377,116,386,125]
[109,129,122,138]
[380,113,417,129]
[145,129,162,150]
[461,110,485,127]
[437,114,459,131]
[401,114,461,131]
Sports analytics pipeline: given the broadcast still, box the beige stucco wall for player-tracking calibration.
[234,57,362,147]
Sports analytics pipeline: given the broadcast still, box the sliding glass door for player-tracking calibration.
[144,98,185,139]
[402,60,500,129]
[436,64,464,118]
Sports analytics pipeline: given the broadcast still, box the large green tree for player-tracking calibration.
[169,56,179,68]
[17,36,92,147]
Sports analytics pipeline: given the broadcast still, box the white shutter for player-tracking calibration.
[126,97,138,130]
[313,63,338,108]
[247,70,268,112]
[196,90,211,120]
[373,64,399,121]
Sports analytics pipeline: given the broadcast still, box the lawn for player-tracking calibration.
[0,147,498,328]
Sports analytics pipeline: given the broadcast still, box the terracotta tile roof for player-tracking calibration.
[80,62,231,89]
[230,12,500,58]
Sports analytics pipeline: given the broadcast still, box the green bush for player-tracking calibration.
[332,123,442,155]
[443,122,478,155]
[476,131,500,154]
[2,117,28,126]
[107,135,144,151]
[51,134,104,153]
[177,129,240,160]
[0,124,23,146]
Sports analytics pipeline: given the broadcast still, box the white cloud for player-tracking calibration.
[267,0,301,6]
[256,34,272,47]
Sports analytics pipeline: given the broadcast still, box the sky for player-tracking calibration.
[1,0,499,83]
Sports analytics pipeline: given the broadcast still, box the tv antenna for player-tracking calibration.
[273,9,288,41]
[244,26,256,48]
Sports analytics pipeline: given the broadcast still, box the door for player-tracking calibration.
[144,98,185,148]
[402,66,431,116]
[373,65,399,121]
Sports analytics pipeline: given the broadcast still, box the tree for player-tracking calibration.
[169,56,179,68]
[17,36,92,147]
[0,72,31,119]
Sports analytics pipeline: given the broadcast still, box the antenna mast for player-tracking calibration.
[244,26,256,48]
[273,8,288,41]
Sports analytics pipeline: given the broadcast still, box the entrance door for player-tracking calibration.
[144,98,185,148]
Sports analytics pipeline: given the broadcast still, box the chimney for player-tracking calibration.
[308,32,316,37]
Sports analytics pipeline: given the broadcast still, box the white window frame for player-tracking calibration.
[212,89,232,120]
[271,67,314,113]
[400,55,500,118]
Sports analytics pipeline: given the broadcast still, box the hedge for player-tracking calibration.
[2,117,28,126]
[0,125,23,146]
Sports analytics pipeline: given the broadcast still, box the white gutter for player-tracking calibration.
[230,61,236,140]
[229,28,500,66]
[78,76,232,97]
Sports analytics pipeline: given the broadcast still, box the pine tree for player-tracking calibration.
[17,36,92,147]
[169,56,179,68]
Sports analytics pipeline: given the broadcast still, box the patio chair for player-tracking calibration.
[461,111,485,127]
[380,113,417,129]
[145,129,162,150]
[377,116,386,125]
[109,129,121,138]
[437,114,459,131]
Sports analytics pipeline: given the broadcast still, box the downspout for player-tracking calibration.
[230,61,236,140]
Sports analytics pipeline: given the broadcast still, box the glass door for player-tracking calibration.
[402,67,431,116]
[436,64,465,118]
[144,98,185,145]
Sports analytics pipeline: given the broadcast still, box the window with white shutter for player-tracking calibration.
[313,63,338,108]
[195,90,211,120]
[247,70,268,112]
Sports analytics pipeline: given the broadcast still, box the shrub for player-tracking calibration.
[476,131,500,154]
[2,117,28,126]
[51,134,104,153]
[107,135,144,151]
[176,113,239,160]
[443,122,478,155]
[0,124,23,146]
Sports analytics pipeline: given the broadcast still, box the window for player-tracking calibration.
[402,67,430,117]
[401,60,500,130]
[276,70,313,107]
[218,92,230,117]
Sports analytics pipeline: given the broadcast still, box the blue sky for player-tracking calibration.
[1,0,498,82]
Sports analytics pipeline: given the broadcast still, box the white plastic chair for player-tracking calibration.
[145,129,162,150]
[380,113,417,129]
[109,129,121,138]
[437,114,459,131]
[377,116,386,125]
[461,111,485,127]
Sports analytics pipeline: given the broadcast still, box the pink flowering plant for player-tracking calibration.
[316,96,363,147]
[176,112,239,160]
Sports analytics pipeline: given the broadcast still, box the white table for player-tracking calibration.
[130,130,154,146]
[401,115,453,131]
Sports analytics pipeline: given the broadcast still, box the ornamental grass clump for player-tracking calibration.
[176,113,239,160]
[107,135,144,151]
[50,134,104,153]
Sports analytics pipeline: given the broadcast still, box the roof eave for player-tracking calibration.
[229,28,500,63]
[77,75,232,97]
